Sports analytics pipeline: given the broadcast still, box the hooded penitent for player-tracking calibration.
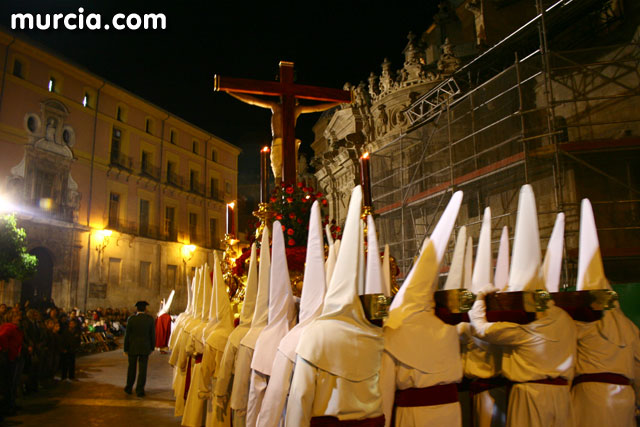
[228,243,259,349]
[443,226,467,290]
[494,226,510,291]
[240,227,271,350]
[296,185,382,381]
[158,290,175,317]
[205,252,233,351]
[384,191,463,372]
[365,215,388,296]
[543,213,565,293]
[471,208,492,293]
[251,221,297,376]
[507,185,544,292]
[278,201,327,362]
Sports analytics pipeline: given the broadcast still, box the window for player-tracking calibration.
[108,258,121,287]
[165,206,176,240]
[139,199,150,237]
[170,130,176,144]
[48,77,56,92]
[108,193,120,228]
[110,128,122,165]
[210,178,219,200]
[139,261,151,288]
[225,181,232,194]
[190,170,199,192]
[209,218,218,248]
[141,151,150,174]
[34,169,54,204]
[116,106,123,121]
[211,149,217,162]
[192,140,199,154]
[82,92,89,107]
[145,118,152,134]
[166,264,177,289]
[12,60,23,78]
[167,161,176,183]
[189,212,198,243]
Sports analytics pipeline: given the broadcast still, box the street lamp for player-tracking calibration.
[95,229,112,281]
[182,244,196,278]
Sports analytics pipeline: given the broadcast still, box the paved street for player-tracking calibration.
[6,345,180,427]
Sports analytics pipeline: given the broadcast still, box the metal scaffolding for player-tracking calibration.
[371,13,640,285]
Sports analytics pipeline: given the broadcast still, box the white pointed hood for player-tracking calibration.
[386,190,463,329]
[296,186,382,381]
[444,226,467,290]
[507,185,544,292]
[194,267,205,319]
[204,264,215,321]
[227,243,258,349]
[206,252,234,351]
[240,227,271,350]
[382,244,392,296]
[495,226,510,291]
[279,202,327,361]
[577,199,610,291]
[463,236,473,290]
[384,191,462,373]
[471,208,492,293]
[325,225,337,283]
[543,213,565,293]
[251,221,297,375]
[158,290,175,317]
[365,215,387,295]
[357,220,366,295]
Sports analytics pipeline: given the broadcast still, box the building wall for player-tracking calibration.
[0,31,240,312]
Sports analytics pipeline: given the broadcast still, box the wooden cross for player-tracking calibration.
[214,61,352,184]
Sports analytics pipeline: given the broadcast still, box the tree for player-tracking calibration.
[0,214,37,282]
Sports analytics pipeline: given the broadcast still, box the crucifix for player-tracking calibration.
[214,61,352,184]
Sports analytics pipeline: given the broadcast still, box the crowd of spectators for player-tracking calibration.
[0,299,130,419]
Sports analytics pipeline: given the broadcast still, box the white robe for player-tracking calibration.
[571,309,640,427]
[247,370,269,427]
[285,356,384,427]
[214,339,240,424]
[255,350,295,427]
[230,344,255,426]
[458,322,506,427]
[470,302,577,427]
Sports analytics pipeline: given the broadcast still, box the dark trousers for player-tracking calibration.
[60,352,76,379]
[126,354,149,394]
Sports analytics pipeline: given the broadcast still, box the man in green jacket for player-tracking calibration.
[124,301,155,397]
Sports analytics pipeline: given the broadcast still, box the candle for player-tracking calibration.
[226,202,235,236]
[360,152,373,207]
[260,146,270,203]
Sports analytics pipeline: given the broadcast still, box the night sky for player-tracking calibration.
[0,0,438,185]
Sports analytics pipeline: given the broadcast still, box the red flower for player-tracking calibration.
[297,218,303,224]
[285,187,294,194]
[288,238,295,246]
[330,225,336,231]
[301,197,308,203]
[280,182,286,187]
[270,197,277,203]
[297,182,304,188]
[289,212,296,219]
[276,215,283,220]
[316,192,323,198]
[281,225,286,231]
[303,187,310,193]
[322,199,328,206]
[286,197,294,203]
[287,228,294,236]
[336,226,341,232]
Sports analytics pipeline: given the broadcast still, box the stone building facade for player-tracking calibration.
[311,0,640,284]
[0,31,240,312]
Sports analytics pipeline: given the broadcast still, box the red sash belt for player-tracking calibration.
[310,415,385,427]
[573,373,631,386]
[183,356,193,400]
[468,377,509,394]
[526,377,568,386]
[194,353,203,364]
[395,383,459,407]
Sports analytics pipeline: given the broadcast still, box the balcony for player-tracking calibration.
[110,151,133,171]
[166,171,184,189]
[209,188,224,203]
[140,161,160,181]
[189,179,205,196]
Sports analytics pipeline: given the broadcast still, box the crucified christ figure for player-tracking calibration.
[228,92,341,181]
